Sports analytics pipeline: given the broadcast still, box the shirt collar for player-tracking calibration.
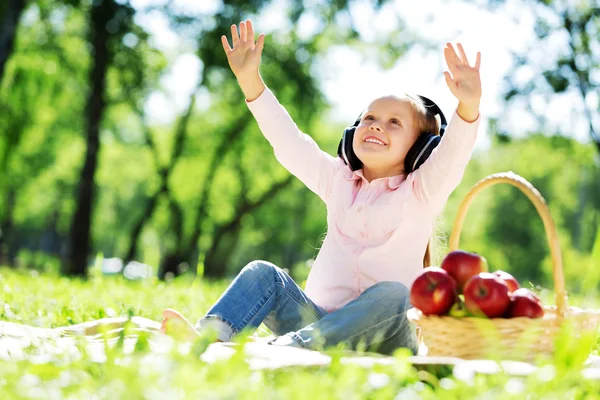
[342,166,407,189]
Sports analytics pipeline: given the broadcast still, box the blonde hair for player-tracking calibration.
[400,93,443,268]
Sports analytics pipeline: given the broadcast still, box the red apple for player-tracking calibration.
[492,270,520,293]
[505,288,544,318]
[463,272,511,318]
[410,267,458,316]
[441,250,489,293]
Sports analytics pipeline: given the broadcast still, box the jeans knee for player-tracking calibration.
[367,281,411,310]
[240,260,277,280]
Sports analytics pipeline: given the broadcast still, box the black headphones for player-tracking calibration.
[336,96,447,174]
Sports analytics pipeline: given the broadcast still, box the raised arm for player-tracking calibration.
[221,20,339,202]
[412,43,482,213]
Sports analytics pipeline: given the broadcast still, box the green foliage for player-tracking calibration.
[484,0,600,150]
[0,0,431,278]
[0,0,597,289]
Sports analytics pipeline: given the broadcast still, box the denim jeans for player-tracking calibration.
[194,260,418,356]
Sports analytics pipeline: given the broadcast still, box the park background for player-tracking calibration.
[1,0,600,398]
[1,0,598,294]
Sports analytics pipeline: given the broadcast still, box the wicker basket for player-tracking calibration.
[407,172,600,361]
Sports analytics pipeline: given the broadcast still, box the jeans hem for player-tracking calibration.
[267,332,307,349]
[288,332,308,348]
[195,314,236,342]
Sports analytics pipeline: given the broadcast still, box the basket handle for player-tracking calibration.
[448,171,568,317]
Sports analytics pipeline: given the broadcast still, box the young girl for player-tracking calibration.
[161,19,482,355]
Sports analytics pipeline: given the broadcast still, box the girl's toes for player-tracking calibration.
[162,309,179,319]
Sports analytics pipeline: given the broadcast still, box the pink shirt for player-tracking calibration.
[247,88,480,313]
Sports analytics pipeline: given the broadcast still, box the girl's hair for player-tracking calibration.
[400,93,443,268]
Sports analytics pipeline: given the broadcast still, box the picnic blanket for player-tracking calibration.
[1,318,598,382]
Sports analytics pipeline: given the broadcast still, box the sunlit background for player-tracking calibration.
[137,0,597,146]
[0,0,598,290]
[1,1,600,396]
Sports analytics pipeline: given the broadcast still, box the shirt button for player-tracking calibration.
[360,232,365,238]
[357,206,363,212]
[352,272,357,278]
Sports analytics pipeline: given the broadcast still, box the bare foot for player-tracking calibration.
[160,309,202,341]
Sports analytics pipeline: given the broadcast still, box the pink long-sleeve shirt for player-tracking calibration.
[247,88,480,313]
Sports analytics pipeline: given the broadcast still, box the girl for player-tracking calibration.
[161,19,482,355]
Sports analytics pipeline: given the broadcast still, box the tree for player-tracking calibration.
[481,0,600,153]
[0,0,26,84]
[1,0,419,279]
[66,0,149,276]
[0,0,89,266]
[0,0,26,265]
[463,0,600,291]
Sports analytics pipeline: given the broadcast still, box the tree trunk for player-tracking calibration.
[184,114,252,257]
[40,207,62,255]
[203,225,242,278]
[0,0,25,84]
[0,189,16,266]
[124,90,198,264]
[64,0,114,276]
[158,251,186,280]
[156,193,186,280]
[124,192,160,264]
[201,176,294,278]
[283,190,309,273]
[155,114,251,279]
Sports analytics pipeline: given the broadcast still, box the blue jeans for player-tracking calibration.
[194,260,418,356]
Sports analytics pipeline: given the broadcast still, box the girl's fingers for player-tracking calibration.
[255,33,265,54]
[443,47,455,70]
[443,47,451,64]
[443,71,454,88]
[231,24,240,45]
[247,19,255,43]
[240,21,246,42]
[474,51,482,71]
[221,35,232,53]
[456,43,469,65]
[446,42,462,65]
[444,48,459,74]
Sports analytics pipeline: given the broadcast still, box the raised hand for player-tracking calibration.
[221,20,265,82]
[443,43,482,120]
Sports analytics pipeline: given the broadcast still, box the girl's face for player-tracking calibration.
[352,96,419,173]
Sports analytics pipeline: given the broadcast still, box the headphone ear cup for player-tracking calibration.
[404,133,441,173]
[338,126,363,171]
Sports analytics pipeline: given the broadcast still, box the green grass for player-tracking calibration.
[0,267,599,399]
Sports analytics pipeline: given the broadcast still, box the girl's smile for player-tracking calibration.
[363,136,387,146]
